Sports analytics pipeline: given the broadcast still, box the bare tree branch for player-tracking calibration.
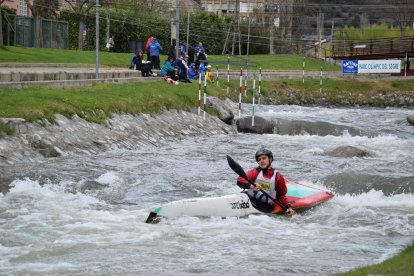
[63,0,97,50]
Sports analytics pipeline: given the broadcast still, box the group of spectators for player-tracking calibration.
[129,37,214,85]
[129,37,162,77]
[161,42,214,85]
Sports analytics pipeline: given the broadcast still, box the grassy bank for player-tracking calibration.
[259,78,414,106]
[263,78,414,95]
[0,81,214,124]
[337,241,414,276]
[1,77,413,125]
[0,46,339,71]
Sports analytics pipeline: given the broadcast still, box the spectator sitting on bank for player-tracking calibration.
[206,65,214,83]
[149,37,162,70]
[163,67,179,85]
[188,63,199,80]
[161,56,175,77]
[133,50,156,77]
[173,55,191,83]
[184,55,190,66]
[161,56,180,85]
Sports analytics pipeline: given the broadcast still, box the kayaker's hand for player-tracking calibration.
[285,208,296,217]
[251,183,261,192]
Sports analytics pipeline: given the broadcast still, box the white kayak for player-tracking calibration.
[145,180,334,223]
[146,193,260,223]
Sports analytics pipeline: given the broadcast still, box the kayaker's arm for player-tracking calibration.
[275,173,296,216]
[227,155,290,214]
[236,168,259,189]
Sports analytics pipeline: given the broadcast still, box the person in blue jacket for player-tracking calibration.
[161,56,175,77]
[188,63,199,80]
[173,55,191,82]
[149,38,162,70]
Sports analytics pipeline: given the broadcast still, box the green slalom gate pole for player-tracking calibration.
[320,65,323,94]
[258,67,261,105]
[203,72,207,120]
[252,72,256,126]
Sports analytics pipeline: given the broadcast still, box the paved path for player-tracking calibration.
[0,63,412,89]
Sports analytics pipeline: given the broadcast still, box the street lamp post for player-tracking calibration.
[175,0,180,58]
[95,0,100,79]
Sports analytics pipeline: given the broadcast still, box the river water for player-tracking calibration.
[1,105,413,275]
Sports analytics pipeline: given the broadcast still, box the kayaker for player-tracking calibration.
[236,148,296,216]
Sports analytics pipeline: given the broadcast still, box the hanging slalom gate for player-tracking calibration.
[3,14,68,49]
[193,56,261,121]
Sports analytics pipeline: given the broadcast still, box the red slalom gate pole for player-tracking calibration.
[198,72,201,115]
[238,68,243,118]
[227,55,230,94]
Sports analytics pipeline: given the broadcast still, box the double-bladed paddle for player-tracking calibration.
[226,155,288,212]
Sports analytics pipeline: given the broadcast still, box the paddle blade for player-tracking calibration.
[145,212,161,224]
[226,155,249,182]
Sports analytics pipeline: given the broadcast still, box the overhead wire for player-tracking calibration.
[15,1,414,49]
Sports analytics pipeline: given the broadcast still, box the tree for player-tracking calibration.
[291,0,310,53]
[391,0,414,43]
[63,0,96,50]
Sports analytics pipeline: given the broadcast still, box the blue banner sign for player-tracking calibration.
[342,60,358,74]
[342,60,401,74]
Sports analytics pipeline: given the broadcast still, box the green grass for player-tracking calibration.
[265,78,374,93]
[0,46,130,67]
[207,54,339,71]
[390,79,414,90]
[0,80,231,123]
[337,241,414,276]
[0,46,339,71]
[1,77,413,124]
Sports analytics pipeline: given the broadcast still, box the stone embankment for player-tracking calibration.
[0,64,158,89]
[0,109,236,165]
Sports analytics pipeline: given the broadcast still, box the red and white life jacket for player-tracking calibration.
[246,170,277,205]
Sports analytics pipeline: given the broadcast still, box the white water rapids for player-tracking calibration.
[1,105,413,275]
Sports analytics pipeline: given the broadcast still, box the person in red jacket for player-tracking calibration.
[145,37,153,60]
[236,148,296,216]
